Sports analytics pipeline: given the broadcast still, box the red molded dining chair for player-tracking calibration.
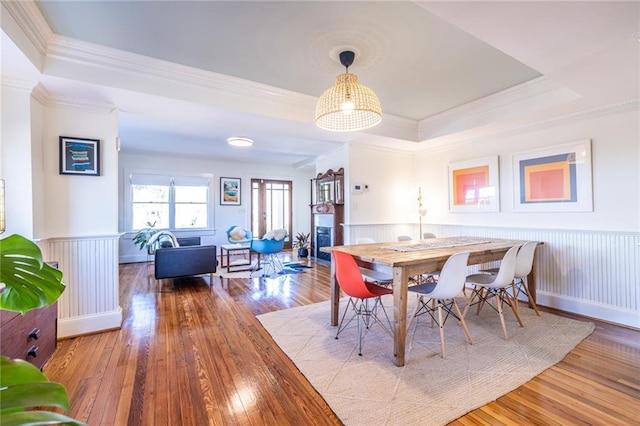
[333,250,393,356]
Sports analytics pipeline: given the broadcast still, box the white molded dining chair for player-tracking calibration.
[355,237,375,244]
[482,241,540,316]
[463,245,522,339]
[408,252,473,359]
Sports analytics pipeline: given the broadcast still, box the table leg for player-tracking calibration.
[220,247,226,268]
[393,266,409,367]
[330,256,339,326]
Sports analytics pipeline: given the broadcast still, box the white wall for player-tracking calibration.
[346,145,416,226]
[414,108,639,232]
[118,152,315,263]
[0,83,35,238]
[41,107,119,237]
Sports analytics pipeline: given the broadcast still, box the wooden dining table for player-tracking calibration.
[322,236,535,367]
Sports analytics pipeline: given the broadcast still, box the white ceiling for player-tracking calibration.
[2,1,638,167]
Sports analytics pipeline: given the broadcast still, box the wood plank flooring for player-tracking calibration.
[44,254,640,425]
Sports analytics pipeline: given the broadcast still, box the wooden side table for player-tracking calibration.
[220,243,257,272]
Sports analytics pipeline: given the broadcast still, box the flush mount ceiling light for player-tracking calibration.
[227,137,253,147]
[315,50,382,132]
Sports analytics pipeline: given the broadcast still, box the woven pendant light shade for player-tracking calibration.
[315,51,382,132]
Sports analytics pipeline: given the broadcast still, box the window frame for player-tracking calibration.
[124,168,214,234]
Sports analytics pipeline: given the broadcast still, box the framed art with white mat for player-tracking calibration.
[513,139,593,212]
[448,156,500,212]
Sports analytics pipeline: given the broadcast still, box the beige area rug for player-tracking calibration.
[257,295,595,425]
[213,267,254,279]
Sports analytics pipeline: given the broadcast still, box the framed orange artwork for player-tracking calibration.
[513,139,592,212]
[448,156,500,212]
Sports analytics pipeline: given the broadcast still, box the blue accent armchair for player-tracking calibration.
[250,231,286,277]
[226,225,253,244]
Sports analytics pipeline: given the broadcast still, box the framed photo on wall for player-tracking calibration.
[220,177,241,205]
[512,139,593,212]
[448,156,500,212]
[59,136,100,176]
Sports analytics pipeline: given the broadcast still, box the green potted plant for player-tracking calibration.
[132,220,157,254]
[0,234,84,425]
[293,232,311,258]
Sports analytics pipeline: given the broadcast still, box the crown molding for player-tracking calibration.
[1,1,52,56]
[418,98,640,154]
[371,113,419,142]
[31,82,49,105]
[46,35,315,108]
[27,83,114,113]
[45,95,116,115]
[422,77,559,123]
[418,76,578,141]
[1,76,38,91]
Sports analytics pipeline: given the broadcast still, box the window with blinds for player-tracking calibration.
[128,171,212,231]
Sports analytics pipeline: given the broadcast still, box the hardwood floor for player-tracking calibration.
[44,254,640,425]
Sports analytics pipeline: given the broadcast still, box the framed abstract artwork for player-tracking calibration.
[59,136,100,176]
[448,156,500,212]
[220,177,241,205]
[512,139,592,212]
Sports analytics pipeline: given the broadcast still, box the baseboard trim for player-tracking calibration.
[536,292,639,329]
[58,308,123,338]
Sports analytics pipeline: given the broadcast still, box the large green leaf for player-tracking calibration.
[1,382,69,412]
[0,234,65,313]
[0,357,48,386]
[0,410,85,426]
[0,357,84,425]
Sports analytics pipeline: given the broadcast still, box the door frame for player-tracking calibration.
[250,178,293,249]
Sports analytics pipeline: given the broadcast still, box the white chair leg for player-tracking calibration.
[496,292,509,339]
[452,299,474,346]
[503,289,524,328]
[437,302,446,358]
[520,276,541,316]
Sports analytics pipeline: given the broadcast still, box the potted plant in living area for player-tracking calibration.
[0,234,84,425]
[293,232,311,258]
[132,220,157,254]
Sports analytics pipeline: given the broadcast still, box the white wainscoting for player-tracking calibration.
[344,223,640,328]
[39,235,122,338]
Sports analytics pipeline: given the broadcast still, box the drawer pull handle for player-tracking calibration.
[27,346,38,359]
[29,328,41,340]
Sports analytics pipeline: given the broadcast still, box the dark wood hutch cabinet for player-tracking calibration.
[310,168,344,262]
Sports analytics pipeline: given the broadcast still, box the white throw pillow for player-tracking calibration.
[229,226,248,242]
[262,230,275,240]
[273,228,287,241]
[262,229,286,240]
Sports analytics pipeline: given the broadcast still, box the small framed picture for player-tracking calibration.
[59,136,100,176]
[220,177,241,205]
